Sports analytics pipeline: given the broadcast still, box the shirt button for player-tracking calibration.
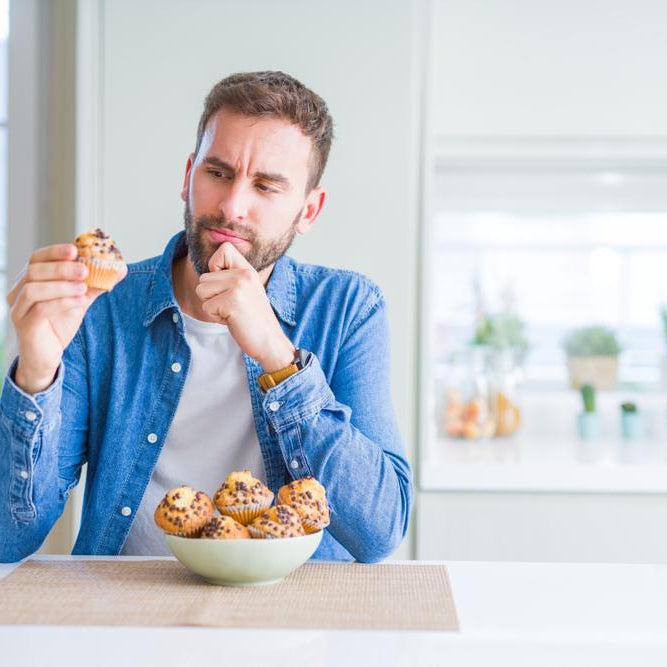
[171,362,182,373]
[121,506,132,517]
[269,401,281,412]
[20,470,28,480]
[172,312,179,323]
[290,459,299,470]
[25,411,37,422]
[147,433,158,444]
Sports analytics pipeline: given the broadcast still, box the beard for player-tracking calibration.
[183,199,300,275]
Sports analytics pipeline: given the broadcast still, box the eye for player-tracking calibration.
[256,182,276,193]
[208,169,232,180]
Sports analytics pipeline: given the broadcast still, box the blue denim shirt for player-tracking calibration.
[0,232,412,563]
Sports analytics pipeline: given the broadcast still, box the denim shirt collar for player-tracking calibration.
[142,231,297,328]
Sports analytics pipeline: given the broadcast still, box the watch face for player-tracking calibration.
[295,348,308,369]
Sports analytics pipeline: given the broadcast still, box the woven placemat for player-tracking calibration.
[0,559,458,631]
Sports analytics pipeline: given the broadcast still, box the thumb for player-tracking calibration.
[208,241,252,272]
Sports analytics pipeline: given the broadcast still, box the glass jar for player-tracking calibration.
[488,348,523,438]
[441,347,496,441]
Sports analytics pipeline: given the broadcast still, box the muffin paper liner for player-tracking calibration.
[216,502,271,526]
[301,517,329,534]
[77,256,125,291]
[246,525,270,539]
[161,526,204,538]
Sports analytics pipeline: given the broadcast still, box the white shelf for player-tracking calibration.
[421,437,667,494]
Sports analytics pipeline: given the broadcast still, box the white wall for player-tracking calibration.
[76,0,425,556]
[432,0,667,139]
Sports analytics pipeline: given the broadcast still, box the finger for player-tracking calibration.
[29,244,78,264]
[83,286,109,308]
[195,270,242,300]
[200,292,233,323]
[23,295,88,322]
[8,246,79,306]
[12,281,87,321]
[24,260,88,284]
[208,241,252,272]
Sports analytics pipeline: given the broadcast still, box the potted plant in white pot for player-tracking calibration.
[563,326,621,390]
[578,384,600,440]
[620,401,643,441]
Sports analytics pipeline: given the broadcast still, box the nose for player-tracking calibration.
[219,179,249,222]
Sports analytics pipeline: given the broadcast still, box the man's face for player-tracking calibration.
[182,109,320,275]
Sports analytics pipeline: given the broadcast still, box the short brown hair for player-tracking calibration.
[195,71,334,192]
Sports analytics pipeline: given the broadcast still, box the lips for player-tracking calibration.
[207,228,248,245]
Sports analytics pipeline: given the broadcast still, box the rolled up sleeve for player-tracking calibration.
[261,295,412,563]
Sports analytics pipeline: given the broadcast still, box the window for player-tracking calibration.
[0,0,8,367]
[432,167,667,387]
[424,161,667,478]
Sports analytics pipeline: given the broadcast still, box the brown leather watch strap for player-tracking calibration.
[257,362,299,393]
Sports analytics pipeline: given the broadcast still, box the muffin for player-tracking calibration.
[74,228,126,291]
[213,470,274,525]
[200,515,251,540]
[247,505,306,539]
[277,477,330,533]
[153,485,214,537]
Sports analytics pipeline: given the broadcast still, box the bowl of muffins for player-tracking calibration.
[154,471,330,586]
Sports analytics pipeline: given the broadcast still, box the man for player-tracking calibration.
[0,71,412,563]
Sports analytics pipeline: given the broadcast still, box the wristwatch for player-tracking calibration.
[257,348,307,393]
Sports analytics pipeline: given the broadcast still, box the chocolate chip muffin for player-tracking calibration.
[74,228,126,291]
[200,515,251,540]
[247,505,306,539]
[277,477,330,534]
[153,485,214,537]
[213,470,274,525]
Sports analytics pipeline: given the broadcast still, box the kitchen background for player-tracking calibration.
[4,0,667,562]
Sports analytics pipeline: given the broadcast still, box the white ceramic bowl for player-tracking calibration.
[164,530,323,586]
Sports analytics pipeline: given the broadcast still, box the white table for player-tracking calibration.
[1,557,667,666]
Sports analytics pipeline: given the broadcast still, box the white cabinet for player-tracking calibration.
[417,490,667,562]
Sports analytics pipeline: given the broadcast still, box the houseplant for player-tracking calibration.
[472,311,529,360]
[620,401,643,441]
[563,326,621,390]
[577,384,600,440]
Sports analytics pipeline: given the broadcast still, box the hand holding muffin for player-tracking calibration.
[7,228,127,394]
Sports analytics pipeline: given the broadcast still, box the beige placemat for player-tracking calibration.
[0,560,458,631]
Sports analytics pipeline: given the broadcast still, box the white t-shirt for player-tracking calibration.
[121,312,265,556]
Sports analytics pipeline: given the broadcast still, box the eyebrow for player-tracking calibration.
[202,156,290,187]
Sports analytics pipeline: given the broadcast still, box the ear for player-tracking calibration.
[180,153,195,202]
[295,187,327,236]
